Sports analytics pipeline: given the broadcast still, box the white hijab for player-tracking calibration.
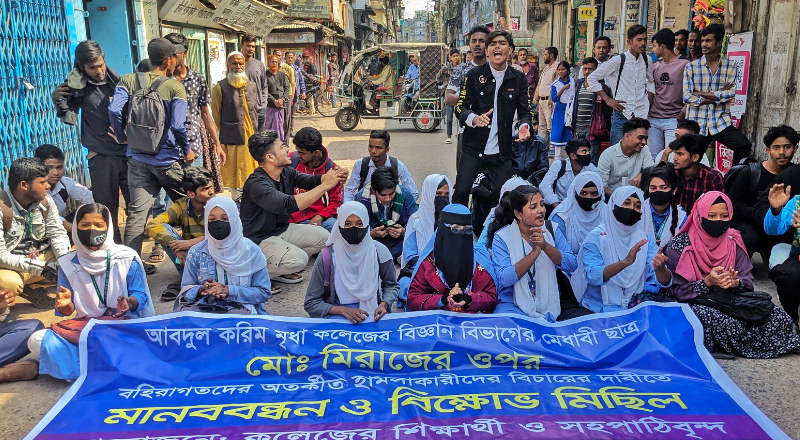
[550,171,605,254]
[496,220,560,320]
[327,202,382,316]
[403,174,451,265]
[485,176,529,227]
[205,196,267,280]
[59,205,155,319]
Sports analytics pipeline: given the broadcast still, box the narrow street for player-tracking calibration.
[1,114,799,439]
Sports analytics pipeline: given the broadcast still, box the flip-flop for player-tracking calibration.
[144,263,157,275]
[270,285,283,295]
[272,275,304,284]
[161,283,181,302]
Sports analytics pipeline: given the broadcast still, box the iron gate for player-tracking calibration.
[0,0,85,186]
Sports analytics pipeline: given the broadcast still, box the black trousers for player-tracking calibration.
[733,220,789,259]
[88,154,130,244]
[769,257,800,324]
[707,125,752,165]
[453,152,512,208]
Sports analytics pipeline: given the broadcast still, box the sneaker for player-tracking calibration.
[445,137,452,144]
[20,286,55,309]
[0,360,38,383]
[548,147,555,158]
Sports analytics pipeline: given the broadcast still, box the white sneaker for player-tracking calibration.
[445,137,452,144]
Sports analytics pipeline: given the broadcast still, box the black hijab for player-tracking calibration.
[434,206,474,289]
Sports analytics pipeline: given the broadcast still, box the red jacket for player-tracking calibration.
[407,256,497,313]
[289,147,343,223]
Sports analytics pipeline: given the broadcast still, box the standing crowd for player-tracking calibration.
[1,24,800,385]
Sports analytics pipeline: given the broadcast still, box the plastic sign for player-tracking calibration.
[578,6,596,21]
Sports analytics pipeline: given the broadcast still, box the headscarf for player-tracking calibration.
[404,174,451,265]
[327,202,384,316]
[674,191,746,283]
[550,171,605,254]
[485,176,528,226]
[434,204,474,289]
[205,196,267,279]
[59,205,155,319]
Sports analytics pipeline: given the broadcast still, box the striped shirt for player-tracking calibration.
[682,55,737,136]
[676,165,724,214]
[574,87,594,134]
[145,197,205,247]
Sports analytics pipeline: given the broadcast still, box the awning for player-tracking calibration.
[160,0,285,39]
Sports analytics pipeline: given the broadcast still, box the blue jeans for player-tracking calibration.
[153,189,170,217]
[298,217,337,232]
[191,153,204,168]
[445,104,455,136]
[162,224,185,275]
[610,110,628,147]
[648,118,677,161]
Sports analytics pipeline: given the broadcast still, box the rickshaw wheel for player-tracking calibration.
[335,107,360,131]
[412,109,438,133]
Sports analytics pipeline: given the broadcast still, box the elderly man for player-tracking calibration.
[265,55,291,143]
[211,52,260,191]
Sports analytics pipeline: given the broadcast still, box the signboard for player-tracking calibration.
[511,16,520,30]
[478,0,494,25]
[572,0,591,7]
[578,6,596,21]
[663,16,676,26]
[266,32,316,44]
[286,0,332,20]
[715,116,742,174]
[160,0,284,41]
[207,30,226,87]
[24,305,791,440]
[727,31,753,117]
[574,20,588,64]
[625,0,640,27]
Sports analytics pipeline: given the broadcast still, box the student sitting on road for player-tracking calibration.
[764,183,800,328]
[304,202,397,323]
[0,290,43,383]
[550,171,605,255]
[356,167,418,261]
[343,130,418,202]
[670,133,723,214]
[642,166,686,248]
[34,144,94,235]
[476,176,527,252]
[540,138,598,211]
[288,127,343,232]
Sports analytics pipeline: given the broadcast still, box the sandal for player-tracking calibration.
[270,285,282,295]
[149,243,166,263]
[144,263,157,275]
[272,274,304,284]
[161,283,181,302]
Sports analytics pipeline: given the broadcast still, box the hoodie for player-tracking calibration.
[289,147,343,223]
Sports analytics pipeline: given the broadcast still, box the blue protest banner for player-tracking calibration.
[24,303,789,440]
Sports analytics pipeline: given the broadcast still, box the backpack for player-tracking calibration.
[552,159,567,193]
[614,53,649,99]
[357,156,399,192]
[722,159,760,195]
[125,73,170,155]
[513,137,547,182]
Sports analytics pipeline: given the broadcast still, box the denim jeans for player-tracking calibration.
[298,217,337,232]
[161,224,185,275]
[610,110,628,147]
[445,104,455,137]
[648,118,677,161]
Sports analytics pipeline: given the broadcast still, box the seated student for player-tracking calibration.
[34,144,94,234]
[671,133,723,214]
[576,186,672,313]
[665,191,800,357]
[643,166,687,247]
[343,130,418,202]
[657,119,710,166]
[477,177,528,252]
[145,167,216,299]
[0,290,43,383]
[764,183,800,326]
[407,204,497,313]
[289,127,343,232]
[398,174,451,305]
[540,138,598,209]
[730,125,798,257]
[356,167,418,261]
[0,158,71,309]
[27,203,154,380]
[180,196,271,315]
[488,186,588,320]
[550,171,605,255]
[304,202,397,323]
[597,118,655,197]
[241,131,348,285]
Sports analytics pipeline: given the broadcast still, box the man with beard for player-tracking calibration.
[687,29,703,61]
[265,55,291,143]
[515,48,538,98]
[674,29,689,58]
[211,52,260,192]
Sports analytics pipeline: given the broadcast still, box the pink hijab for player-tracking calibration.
[674,191,746,283]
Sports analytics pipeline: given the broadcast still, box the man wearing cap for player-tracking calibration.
[302,51,318,115]
[241,33,268,132]
[109,38,190,274]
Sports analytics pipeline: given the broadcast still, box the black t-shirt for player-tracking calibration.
[730,162,778,224]
[241,167,322,243]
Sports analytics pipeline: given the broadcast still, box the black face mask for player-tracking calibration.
[701,218,730,238]
[648,190,673,206]
[77,228,108,247]
[574,154,592,167]
[340,226,368,245]
[575,195,602,211]
[207,220,231,240]
[434,196,449,223]
[613,205,642,227]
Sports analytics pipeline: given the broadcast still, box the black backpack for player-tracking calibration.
[723,159,760,195]
[357,156,399,191]
[614,53,649,99]
[513,137,547,182]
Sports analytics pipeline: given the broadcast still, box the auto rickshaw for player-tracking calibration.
[331,43,448,133]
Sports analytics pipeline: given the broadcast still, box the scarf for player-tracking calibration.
[405,174,451,264]
[365,183,403,226]
[60,205,155,319]
[675,191,746,283]
[434,205,474,289]
[497,220,559,320]
[550,171,605,254]
[204,196,267,279]
[326,202,384,316]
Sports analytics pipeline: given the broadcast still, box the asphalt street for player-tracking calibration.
[1,114,798,439]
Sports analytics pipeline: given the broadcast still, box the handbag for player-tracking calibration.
[51,312,130,345]
[173,295,252,314]
[588,99,608,140]
[688,286,774,326]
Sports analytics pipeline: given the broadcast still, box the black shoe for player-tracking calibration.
[20,286,55,309]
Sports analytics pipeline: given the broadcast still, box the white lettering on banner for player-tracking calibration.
[509,371,671,384]
[540,326,598,347]
[459,321,535,342]
[260,375,347,393]
[242,429,379,440]
[118,383,254,399]
[554,417,726,437]
[217,322,270,345]
[603,321,640,339]
[353,373,502,390]
[392,418,505,438]
[597,372,673,383]
[144,327,211,349]
[314,329,392,343]
[397,323,456,340]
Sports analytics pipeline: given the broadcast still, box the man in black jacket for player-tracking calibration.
[453,30,532,206]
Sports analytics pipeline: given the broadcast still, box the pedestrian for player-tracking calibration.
[436,48,460,144]
[586,25,655,147]
[534,47,559,152]
[327,53,339,108]
[34,144,94,234]
[515,48,538,99]
[211,51,260,192]
[241,34,267,132]
[674,29,690,58]
[453,30,533,207]
[569,57,612,165]
[683,24,751,165]
[687,29,703,61]
[597,117,655,197]
[302,51,319,115]
[648,29,690,161]
[671,133,724,214]
[445,26,489,169]
[51,40,129,244]
[578,37,611,78]
[272,49,296,140]
[265,54,291,143]
[549,61,575,159]
[109,38,190,275]
[286,51,306,137]
[343,130,418,202]
[289,127,344,232]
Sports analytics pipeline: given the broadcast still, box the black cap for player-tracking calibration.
[148,38,176,66]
